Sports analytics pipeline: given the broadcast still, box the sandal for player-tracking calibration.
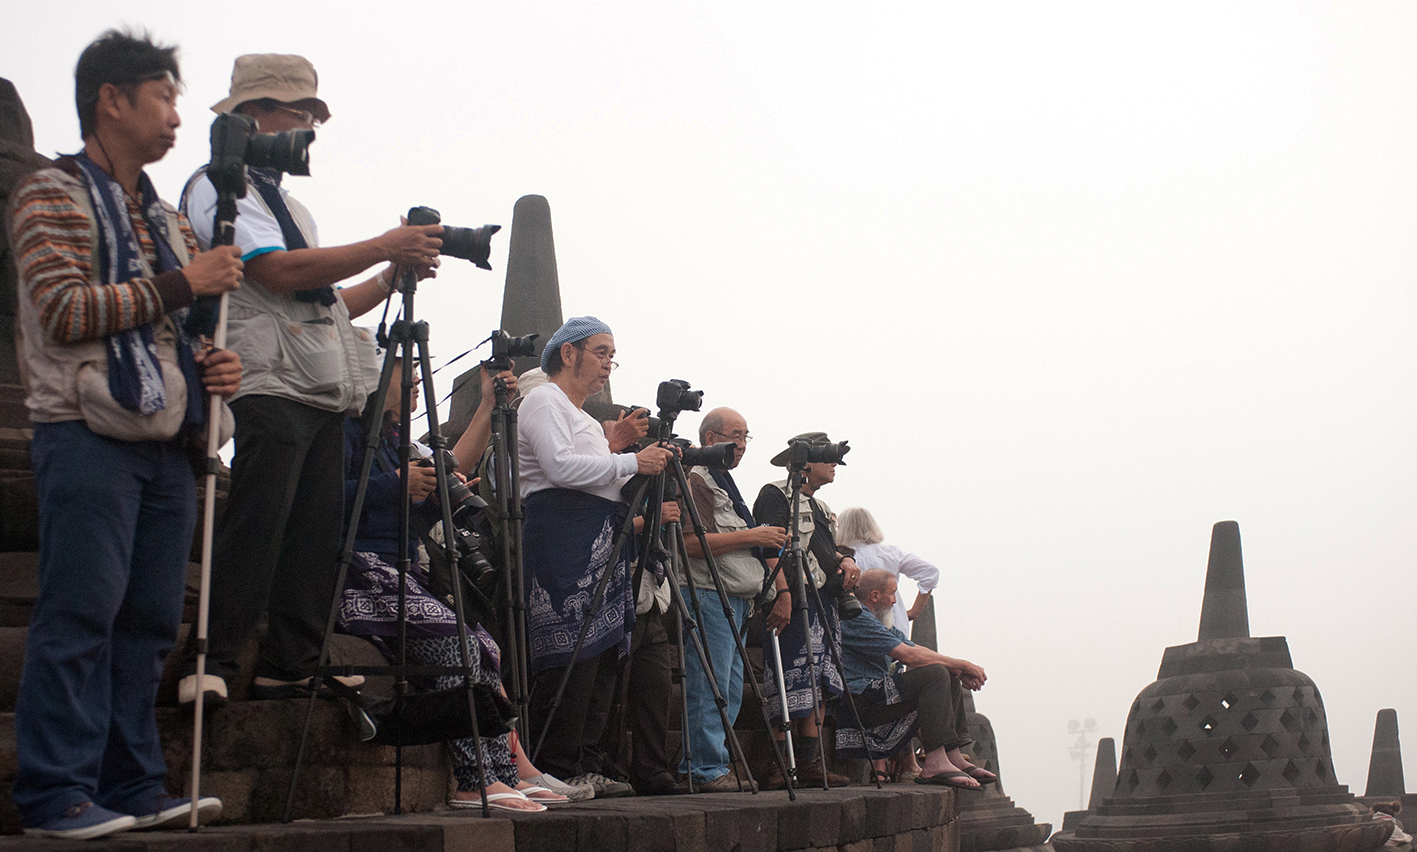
[449,792,546,812]
[518,785,570,806]
[914,771,984,791]
[961,765,998,785]
[870,770,892,784]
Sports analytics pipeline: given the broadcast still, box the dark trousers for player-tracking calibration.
[187,395,344,682]
[601,606,674,786]
[529,646,623,779]
[854,666,968,752]
[15,423,194,826]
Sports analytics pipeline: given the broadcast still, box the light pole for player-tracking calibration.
[1067,718,1098,811]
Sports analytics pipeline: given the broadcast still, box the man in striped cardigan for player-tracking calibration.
[8,30,243,840]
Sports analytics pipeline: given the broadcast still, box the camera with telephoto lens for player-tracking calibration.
[487,329,537,373]
[406,206,501,271]
[207,113,312,197]
[679,440,737,470]
[787,438,850,469]
[656,379,703,416]
[417,450,485,528]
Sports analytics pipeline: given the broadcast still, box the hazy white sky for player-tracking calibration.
[6,0,1415,829]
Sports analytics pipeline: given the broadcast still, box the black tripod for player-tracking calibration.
[658,455,798,797]
[760,457,881,790]
[283,266,494,820]
[529,385,796,799]
[482,346,531,745]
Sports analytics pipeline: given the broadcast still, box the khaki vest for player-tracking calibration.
[14,168,190,425]
[766,478,826,589]
[182,170,377,414]
[685,467,769,598]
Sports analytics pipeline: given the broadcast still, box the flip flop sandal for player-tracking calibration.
[518,785,570,805]
[962,766,998,785]
[449,792,547,812]
[914,771,984,791]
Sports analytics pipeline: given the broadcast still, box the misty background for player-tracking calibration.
[5,1,1414,828]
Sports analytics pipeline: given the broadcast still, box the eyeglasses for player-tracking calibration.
[709,429,752,444]
[573,342,619,370]
[270,103,320,127]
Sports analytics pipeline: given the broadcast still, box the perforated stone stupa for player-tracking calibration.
[1051,521,1392,852]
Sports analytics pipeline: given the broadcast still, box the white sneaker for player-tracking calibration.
[522,772,595,801]
[177,674,228,708]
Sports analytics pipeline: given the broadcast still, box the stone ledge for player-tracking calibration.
[0,785,958,852]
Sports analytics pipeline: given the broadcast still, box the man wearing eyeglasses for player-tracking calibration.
[176,54,445,707]
[517,316,675,797]
[675,408,787,791]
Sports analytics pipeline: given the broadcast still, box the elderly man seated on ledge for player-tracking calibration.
[836,568,994,791]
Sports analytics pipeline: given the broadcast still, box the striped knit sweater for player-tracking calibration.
[9,161,197,345]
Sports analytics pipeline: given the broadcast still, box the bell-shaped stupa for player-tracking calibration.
[956,692,1055,852]
[1051,521,1392,852]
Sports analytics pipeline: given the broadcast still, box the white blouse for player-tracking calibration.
[849,542,940,631]
[517,383,638,502]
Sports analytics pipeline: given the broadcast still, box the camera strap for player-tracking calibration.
[248,168,336,306]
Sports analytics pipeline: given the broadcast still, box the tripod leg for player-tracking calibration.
[414,331,492,817]
[283,334,404,823]
[670,459,795,798]
[769,630,797,771]
[804,580,883,789]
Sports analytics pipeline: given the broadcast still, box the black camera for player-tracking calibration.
[417,450,486,528]
[788,438,849,468]
[680,440,737,470]
[489,329,537,370]
[207,113,312,197]
[656,379,704,416]
[407,206,501,271]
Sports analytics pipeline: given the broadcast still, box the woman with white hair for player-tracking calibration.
[835,507,940,632]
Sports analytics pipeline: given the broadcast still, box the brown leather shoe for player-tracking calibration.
[797,762,851,787]
[760,762,789,791]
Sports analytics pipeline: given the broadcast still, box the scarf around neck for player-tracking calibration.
[71,153,203,424]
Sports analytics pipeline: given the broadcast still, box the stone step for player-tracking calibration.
[0,386,26,432]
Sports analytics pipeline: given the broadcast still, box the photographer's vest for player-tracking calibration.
[15,168,190,426]
[181,169,378,415]
[766,479,827,589]
[685,467,769,598]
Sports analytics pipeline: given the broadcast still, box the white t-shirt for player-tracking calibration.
[849,542,940,632]
[184,174,320,260]
[517,383,638,502]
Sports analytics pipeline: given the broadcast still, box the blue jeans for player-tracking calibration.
[13,421,195,826]
[679,590,751,783]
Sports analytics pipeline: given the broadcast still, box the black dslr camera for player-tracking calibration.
[786,438,850,468]
[407,206,501,271]
[207,113,312,197]
[488,329,537,372]
[656,379,704,416]
[417,449,485,529]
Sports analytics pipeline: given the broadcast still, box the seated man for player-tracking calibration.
[837,569,992,790]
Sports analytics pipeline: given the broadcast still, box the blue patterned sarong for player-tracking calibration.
[522,488,635,674]
[762,588,844,724]
[833,672,920,759]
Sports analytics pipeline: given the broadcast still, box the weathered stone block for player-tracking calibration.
[513,809,579,852]
[838,794,866,844]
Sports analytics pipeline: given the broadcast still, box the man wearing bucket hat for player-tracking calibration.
[517,317,676,797]
[177,54,444,707]
[752,432,861,788]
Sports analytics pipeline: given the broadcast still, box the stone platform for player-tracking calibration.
[0,784,959,852]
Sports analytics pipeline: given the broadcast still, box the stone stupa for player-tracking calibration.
[1059,737,1116,832]
[1051,521,1392,851]
[1357,709,1415,813]
[954,688,1054,851]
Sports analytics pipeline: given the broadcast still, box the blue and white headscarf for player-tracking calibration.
[540,315,612,371]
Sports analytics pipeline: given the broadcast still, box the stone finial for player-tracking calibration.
[499,195,563,377]
[1197,520,1249,641]
[1087,737,1117,810]
[1365,708,1405,797]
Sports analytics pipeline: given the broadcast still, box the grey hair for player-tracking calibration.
[699,409,727,446]
[836,507,884,546]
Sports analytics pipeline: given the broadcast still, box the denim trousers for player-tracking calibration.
[679,590,751,783]
[14,421,195,826]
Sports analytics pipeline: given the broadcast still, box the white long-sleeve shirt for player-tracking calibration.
[849,542,940,631]
[517,383,638,502]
